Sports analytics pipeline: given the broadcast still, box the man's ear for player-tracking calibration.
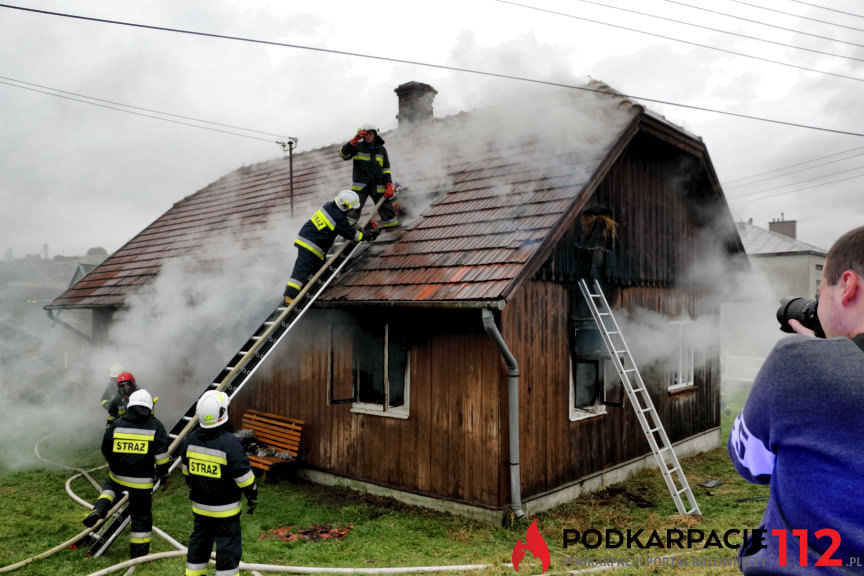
[840,270,859,306]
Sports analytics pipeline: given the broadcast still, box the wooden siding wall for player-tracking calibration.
[231,308,510,509]
[503,280,721,500]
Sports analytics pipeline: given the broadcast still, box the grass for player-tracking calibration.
[0,386,763,576]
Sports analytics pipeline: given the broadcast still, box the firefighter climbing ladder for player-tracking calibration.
[87,198,385,557]
[577,278,701,516]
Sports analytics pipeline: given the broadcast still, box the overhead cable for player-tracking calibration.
[787,0,864,20]
[570,0,864,63]
[728,171,864,205]
[495,0,864,83]
[2,2,864,139]
[0,74,293,140]
[726,0,864,34]
[0,79,279,143]
[664,0,864,50]
[724,146,864,187]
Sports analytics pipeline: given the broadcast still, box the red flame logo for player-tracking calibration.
[512,519,550,574]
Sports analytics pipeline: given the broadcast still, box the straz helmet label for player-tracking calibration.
[189,458,222,479]
[113,439,149,454]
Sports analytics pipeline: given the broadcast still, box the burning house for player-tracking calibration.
[47,81,746,522]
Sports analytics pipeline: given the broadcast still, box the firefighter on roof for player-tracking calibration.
[84,389,170,559]
[101,369,139,427]
[282,190,379,306]
[180,390,257,576]
[339,125,399,229]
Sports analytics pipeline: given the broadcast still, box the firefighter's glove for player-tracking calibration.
[384,182,395,198]
[363,222,380,241]
[349,129,366,145]
[246,498,258,516]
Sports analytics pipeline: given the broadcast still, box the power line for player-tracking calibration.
[3,3,864,139]
[665,0,864,50]
[724,146,864,187]
[787,0,864,20]
[495,0,864,83]
[0,79,278,143]
[726,0,864,34]
[729,163,864,199]
[0,74,293,140]
[568,0,864,64]
[729,171,864,205]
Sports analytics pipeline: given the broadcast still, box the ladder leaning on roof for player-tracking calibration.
[86,197,386,556]
[577,278,701,516]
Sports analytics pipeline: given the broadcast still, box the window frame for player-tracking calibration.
[667,320,696,393]
[350,322,411,420]
[568,356,608,421]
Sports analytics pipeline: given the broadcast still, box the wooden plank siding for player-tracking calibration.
[231,308,509,509]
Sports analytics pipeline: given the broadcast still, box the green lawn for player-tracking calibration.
[0,385,763,576]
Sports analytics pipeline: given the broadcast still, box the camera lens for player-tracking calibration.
[776,297,825,337]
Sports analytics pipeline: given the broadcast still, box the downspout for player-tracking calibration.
[481,308,525,518]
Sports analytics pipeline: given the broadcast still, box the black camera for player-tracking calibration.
[776,297,825,338]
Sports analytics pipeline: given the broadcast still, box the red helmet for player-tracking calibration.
[117,372,137,396]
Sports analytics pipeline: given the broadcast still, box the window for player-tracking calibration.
[351,321,410,419]
[569,357,608,420]
[668,321,695,392]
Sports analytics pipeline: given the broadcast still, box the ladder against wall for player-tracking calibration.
[577,278,701,516]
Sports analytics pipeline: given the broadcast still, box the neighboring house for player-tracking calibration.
[736,218,826,300]
[47,81,746,521]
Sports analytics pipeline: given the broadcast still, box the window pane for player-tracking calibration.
[573,360,600,408]
[355,325,384,404]
[388,328,407,408]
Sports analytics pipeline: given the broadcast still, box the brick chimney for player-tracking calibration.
[769,215,797,239]
[394,82,437,127]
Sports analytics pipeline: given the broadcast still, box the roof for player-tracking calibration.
[736,221,826,257]
[47,83,716,310]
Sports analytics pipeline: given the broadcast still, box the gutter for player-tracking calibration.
[481,308,524,519]
[45,309,92,341]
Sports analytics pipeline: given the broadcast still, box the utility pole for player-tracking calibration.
[278,138,299,217]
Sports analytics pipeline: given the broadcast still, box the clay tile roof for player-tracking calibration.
[47,85,639,310]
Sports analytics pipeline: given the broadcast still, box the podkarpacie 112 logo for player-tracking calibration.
[512,520,550,574]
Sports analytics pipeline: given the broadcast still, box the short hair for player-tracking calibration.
[824,225,864,284]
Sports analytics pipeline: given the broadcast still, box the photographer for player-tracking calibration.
[729,225,864,574]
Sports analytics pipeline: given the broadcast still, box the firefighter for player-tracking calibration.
[101,370,139,427]
[339,125,399,229]
[180,390,257,576]
[282,189,379,306]
[84,389,170,559]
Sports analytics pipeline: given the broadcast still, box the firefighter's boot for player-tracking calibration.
[130,542,149,558]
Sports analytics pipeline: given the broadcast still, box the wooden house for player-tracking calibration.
[48,81,746,522]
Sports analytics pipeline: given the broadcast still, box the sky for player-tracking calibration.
[1,0,863,258]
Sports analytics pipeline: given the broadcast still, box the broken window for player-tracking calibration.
[351,320,410,418]
[568,318,609,421]
[668,320,695,391]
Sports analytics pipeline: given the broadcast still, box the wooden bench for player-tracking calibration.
[241,409,305,474]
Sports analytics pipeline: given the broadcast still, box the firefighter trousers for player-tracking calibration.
[94,477,153,557]
[284,245,325,300]
[185,513,242,576]
[347,186,399,228]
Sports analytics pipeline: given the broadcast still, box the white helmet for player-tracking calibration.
[335,189,360,212]
[127,389,154,411]
[109,364,124,379]
[196,390,230,429]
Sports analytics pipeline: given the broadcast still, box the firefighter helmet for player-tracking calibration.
[117,372,137,397]
[196,390,230,429]
[335,189,360,212]
[360,124,378,134]
[127,389,154,411]
[109,364,124,379]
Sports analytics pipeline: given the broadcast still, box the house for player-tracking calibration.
[736,217,825,300]
[47,81,746,522]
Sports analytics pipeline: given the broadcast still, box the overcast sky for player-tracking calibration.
[1,0,862,258]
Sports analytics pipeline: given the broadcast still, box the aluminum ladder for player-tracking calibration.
[577,278,701,516]
[87,198,385,556]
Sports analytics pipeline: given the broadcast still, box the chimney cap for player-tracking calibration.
[395,81,438,95]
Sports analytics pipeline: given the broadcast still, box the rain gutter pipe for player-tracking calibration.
[481,308,525,518]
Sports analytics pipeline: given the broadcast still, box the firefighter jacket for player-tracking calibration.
[295,200,362,260]
[101,407,170,490]
[180,425,257,519]
[339,134,392,194]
